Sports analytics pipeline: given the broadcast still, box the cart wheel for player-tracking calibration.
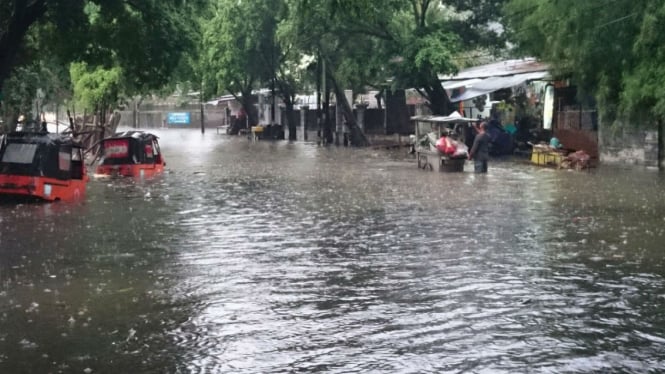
[418,155,427,169]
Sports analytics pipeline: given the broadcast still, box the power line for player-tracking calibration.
[595,12,639,29]
[446,0,633,65]
[506,0,636,37]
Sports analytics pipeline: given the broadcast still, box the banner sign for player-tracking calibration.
[104,139,129,158]
[543,85,554,130]
[167,112,191,125]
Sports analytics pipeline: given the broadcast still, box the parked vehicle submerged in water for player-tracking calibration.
[95,131,165,178]
[0,131,88,202]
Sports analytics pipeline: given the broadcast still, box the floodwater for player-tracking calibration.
[1,129,665,373]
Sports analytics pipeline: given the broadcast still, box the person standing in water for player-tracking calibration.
[468,121,490,173]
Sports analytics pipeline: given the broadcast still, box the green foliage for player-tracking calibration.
[1,0,205,115]
[504,0,665,126]
[1,59,70,124]
[1,64,47,119]
[69,62,122,111]
[622,1,665,120]
[278,0,506,114]
[280,0,404,93]
[201,0,281,97]
[390,27,460,90]
[3,0,510,121]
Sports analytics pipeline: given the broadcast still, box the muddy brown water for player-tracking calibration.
[1,129,665,373]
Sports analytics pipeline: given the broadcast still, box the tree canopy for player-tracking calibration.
[201,0,282,125]
[278,0,506,115]
[504,0,665,126]
[3,0,510,131]
[1,0,203,123]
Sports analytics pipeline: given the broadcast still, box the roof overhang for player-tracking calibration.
[205,94,236,105]
[439,58,550,103]
[449,71,549,103]
[411,111,476,123]
[439,58,549,81]
[442,78,483,90]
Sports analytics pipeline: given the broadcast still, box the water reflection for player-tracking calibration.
[1,129,665,373]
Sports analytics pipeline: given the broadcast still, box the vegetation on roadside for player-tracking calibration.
[0,0,202,129]
[3,0,663,133]
[504,0,665,128]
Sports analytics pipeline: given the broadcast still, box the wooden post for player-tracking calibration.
[200,81,205,134]
[335,100,343,145]
[300,106,308,141]
[355,103,368,132]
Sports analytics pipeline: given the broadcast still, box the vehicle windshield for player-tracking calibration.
[1,143,38,164]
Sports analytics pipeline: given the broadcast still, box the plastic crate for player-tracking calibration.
[531,148,563,166]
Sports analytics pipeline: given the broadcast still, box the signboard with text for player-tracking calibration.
[167,112,191,125]
[104,139,129,158]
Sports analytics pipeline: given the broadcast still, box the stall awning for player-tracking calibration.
[448,71,549,103]
[411,111,476,123]
[442,78,482,90]
[205,94,236,105]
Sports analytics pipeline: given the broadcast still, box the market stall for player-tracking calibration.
[411,112,477,172]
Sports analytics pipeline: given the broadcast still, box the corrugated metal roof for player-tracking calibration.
[449,71,549,102]
[439,58,549,81]
[442,78,483,90]
[205,94,236,105]
[411,111,476,123]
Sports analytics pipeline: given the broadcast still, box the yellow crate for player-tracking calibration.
[531,148,564,166]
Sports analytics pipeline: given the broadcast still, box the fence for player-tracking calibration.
[116,109,229,129]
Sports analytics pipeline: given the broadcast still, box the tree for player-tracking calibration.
[70,62,121,120]
[0,59,70,131]
[288,0,507,118]
[0,0,48,94]
[386,3,460,115]
[280,0,395,144]
[385,0,508,115]
[503,0,663,126]
[201,0,280,127]
[271,41,302,141]
[1,0,203,124]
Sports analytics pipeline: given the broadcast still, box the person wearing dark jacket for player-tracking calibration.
[468,122,490,173]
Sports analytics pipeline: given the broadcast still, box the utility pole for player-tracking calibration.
[200,80,205,134]
[271,38,276,127]
[321,57,328,144]
[316,53,322,144]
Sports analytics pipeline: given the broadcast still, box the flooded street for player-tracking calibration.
[2,128,665,373]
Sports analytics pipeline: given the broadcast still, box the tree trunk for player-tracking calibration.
[322,89,333,144]
[285,100,297,141]
[385,89,411,135]
[276,79,297,141]
[329,74,370,147]
[375,90,383,110]
[132,96,144,128]
[424,78,454,115]
[0,1,47,92]
[108,111,121,135]
[240,94,257,128]
[659,119,664,170]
